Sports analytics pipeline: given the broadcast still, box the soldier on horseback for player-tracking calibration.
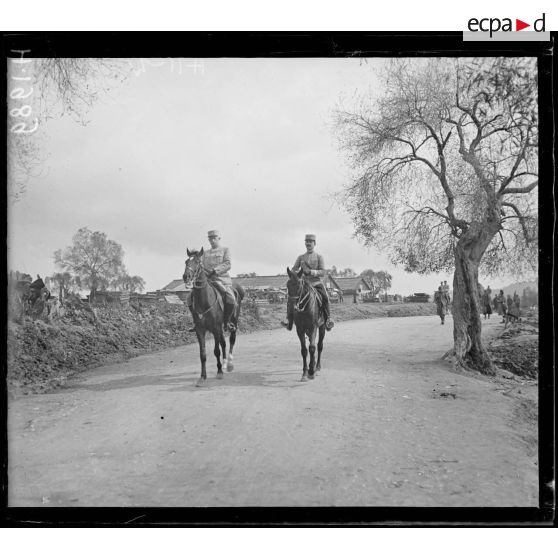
[188,230,238,332]
[281,233,334,332]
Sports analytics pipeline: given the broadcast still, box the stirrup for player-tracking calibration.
[188,326,196,332]
[281,320,293,331]
[226,322,236,332]
[325,319,334,331]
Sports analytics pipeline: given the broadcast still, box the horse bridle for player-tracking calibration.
[185,255,221,318]
[291,275,316,312]
[185,255,210,288]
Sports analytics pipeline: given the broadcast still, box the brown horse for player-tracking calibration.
[183,248,244,387]
[286,267,326,382]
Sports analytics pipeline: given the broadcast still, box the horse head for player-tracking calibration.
[183,247,205,286]
[286,266,304,298]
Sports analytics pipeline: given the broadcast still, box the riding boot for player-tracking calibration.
[223,301,236,332]
[322,297,334,331]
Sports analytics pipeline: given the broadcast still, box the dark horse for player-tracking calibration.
[286,266,326,382]
[183,248,244,387]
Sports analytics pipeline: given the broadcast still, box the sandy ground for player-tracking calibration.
[8,315,538,507]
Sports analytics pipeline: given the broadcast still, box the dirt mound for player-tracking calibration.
[7,300,272,396]
[487,317,539,379]
[253,301,437,324]
[4,301,444,396]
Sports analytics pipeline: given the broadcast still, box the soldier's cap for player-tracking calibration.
[207,230,220,238]
[305,234,316,242]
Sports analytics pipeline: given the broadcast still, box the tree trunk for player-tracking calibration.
[451,222,499,375]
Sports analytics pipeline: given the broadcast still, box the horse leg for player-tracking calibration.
[214,333,224,379]
[195,329,207,387]
[219,331,228,374]
[227,329,236,372]
[307,329,317,380]
[299,329,308,382]
[316,324,325,372]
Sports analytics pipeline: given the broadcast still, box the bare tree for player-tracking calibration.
[54,228,127,302]
[8,58,129,202]
[335,58,537,374]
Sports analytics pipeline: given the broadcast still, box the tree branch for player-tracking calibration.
[500,201,536,242]
[501,179,538,196]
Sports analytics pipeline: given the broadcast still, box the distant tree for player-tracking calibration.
[54,228,126,301]
[333,267,357,278]
[237,272,258,278]
[47,271,82,301]
[361,269,377,293]
[361,269,393,296]
[335,57,537,374]
[111,274,146,293]
[375,271,392,295]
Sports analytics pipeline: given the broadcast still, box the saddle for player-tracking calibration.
[305,280,323,308]
[300,281,325,325]
[208,280,242,312]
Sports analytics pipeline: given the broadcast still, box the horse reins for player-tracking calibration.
[294,277,317,312]
[187,258,221,318]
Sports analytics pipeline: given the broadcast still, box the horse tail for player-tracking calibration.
[233,282,245,302]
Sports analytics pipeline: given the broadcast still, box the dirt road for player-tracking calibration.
[8,315,538,507]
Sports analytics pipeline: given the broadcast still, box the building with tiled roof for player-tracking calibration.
[232,275,288,291]
[328,276,373,295]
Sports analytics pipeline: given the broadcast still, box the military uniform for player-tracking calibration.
[292,252,326,284]
[188,230,237,331]
[434,288,445,324]
[283,234,334,331]
[202,246,235,304]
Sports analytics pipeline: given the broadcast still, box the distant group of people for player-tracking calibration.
[483,286,521,323]
[432,280,522,327]
[433,281,451,325]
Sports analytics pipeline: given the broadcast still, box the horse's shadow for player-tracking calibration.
[167,369,309,392]
[53,368,310,395]
[56,373,186,393]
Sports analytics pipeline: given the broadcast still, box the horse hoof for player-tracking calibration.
[195,379,206,387]
[216,372,224,380]
[301,376,308,382]
[227,362,234,372]
[308,374,315,380]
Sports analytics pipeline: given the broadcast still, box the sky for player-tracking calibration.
[7,57,532,295]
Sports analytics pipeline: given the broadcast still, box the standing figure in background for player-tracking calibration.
[481,288,492,319]
[494,290,506,322]
[506,292,521,324]
[513,292,521,314]
[434,286,446,325]
[506,294,514,316]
